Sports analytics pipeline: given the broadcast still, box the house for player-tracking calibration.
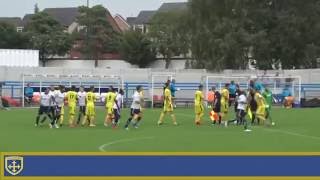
[126,17,137,26]
[157,2,188,12]
[114,14,130,32]
[18,7,122,60]
[130,10,156,33]
[129,2,188,34]
[0,17,24,32]
[20,7,121,34]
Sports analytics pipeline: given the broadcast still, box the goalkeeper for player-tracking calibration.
[262,88,275,126]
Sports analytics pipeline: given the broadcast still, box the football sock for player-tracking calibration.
[40,116,47,123]
[59,115,64,125]
[125,117,133,128]
[77,114,82,124]
[36,115,40,125]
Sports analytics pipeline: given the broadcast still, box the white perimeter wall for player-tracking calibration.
[0,49,39,67]
[1,66,320,84]
[45,60,186,69]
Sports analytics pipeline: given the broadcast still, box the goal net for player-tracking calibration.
[21,74,123,107]
[254,75,302,105]
[205,75,302,106]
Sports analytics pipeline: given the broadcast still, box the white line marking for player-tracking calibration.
[99,137,155,152]
[262,128,320,141]
[177,112,320,141]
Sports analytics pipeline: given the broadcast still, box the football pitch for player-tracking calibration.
[0,107,320,152]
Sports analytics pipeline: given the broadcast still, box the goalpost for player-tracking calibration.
[150,73,175,108]
[22,74,124,108]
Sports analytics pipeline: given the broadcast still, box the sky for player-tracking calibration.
[0,0,187,18]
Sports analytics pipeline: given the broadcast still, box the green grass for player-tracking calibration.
[0,107,320,152]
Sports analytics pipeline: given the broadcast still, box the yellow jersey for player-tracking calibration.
[66,91,77,105]
[255,92,266,107]
[164,88,172,105]
[194,90,204,106]
[105,92,116,108]
[86,92,96,105]
[221,88,229,103]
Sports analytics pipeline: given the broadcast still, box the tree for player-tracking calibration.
[188,0,320,70]
[188,0,252,71]
[149,10,190,69]
[75,5,119,67]
[25,12,72,66]
[0,22,29,49]
[34,3,39,13]
[119,30,156,68]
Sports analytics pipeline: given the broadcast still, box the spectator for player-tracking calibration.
[170,79,180,108]
[0,82,3,109]
[282,86,294,108]
[25,83,34,105]
[0,82,8,110]
[228,80,237,106]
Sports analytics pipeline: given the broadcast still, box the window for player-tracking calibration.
[16,27,23,32]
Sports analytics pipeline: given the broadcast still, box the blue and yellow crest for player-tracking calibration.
[5,156,24,176]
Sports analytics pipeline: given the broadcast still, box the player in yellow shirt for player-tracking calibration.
[83,86,96,127]
[66,85,78,128]
[254,89,267,123]
[220,84,230,126]
[104,86,117,127]
[194,84,204,125]
[158,82,178,126]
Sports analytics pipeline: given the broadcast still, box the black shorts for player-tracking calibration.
[56,106,62,115]
[79,106,86,114]
[49,106,56,115]
[38,106,49,115]
[229,94,236,99]
[250,102,257,111]
[130,108,141,116]
[213,104,221,113]
[114,108,120,117]
[234,102,238,112]
[238,109,246,117]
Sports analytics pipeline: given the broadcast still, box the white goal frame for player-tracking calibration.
[22,74,124,108]
[204,75,302,105]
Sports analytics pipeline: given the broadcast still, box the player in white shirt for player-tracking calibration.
[77,86,87,125]
[124,86,143,130]
[54,85,65,128]
[40,86,56,125]
[35,88,54,128]
[113,89,124,127]
[49,85,57,118]
[237,90,251,132]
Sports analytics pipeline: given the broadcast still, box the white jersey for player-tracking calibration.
[113,93,123,109]
[49,90,56,106]
[40,93,52,107]
[237,94,247,110]
[78,91,86,106]
[55,91,65,107]
[131,91,141,109]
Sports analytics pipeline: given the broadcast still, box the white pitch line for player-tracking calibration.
[177,112,320,141]
[262,128,320,141]
[99,137,155,152]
